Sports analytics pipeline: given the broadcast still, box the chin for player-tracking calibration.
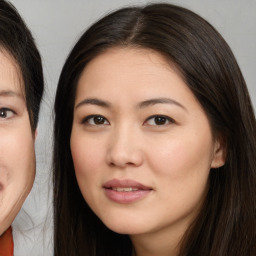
[102,219,145,235]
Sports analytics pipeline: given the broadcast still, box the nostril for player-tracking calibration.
[108,154,143,168]
[126,162,136,166]
[106,140,143,168]
[109,160,134,168]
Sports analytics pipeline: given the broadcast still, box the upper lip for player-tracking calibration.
[103,179,152,190]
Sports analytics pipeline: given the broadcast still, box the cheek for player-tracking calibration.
[0,129,35,185]
[0,128,35,234]
[70,135,106,209]
[14,140,35,188]
[71,135,103,181]
[7,135,35,193]
[145,137,213,222]
[148,130,214,179]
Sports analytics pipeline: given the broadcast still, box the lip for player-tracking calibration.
[103,179,152,204]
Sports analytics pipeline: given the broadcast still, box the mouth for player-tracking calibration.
[103,179,152,203]
[111,187,139,192]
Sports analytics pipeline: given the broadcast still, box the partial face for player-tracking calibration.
[0,50,36,235]
[71,48,225,243]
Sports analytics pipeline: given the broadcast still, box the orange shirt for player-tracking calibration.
[0,227,14,256]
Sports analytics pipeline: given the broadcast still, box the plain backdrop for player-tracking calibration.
[8,0,256,255]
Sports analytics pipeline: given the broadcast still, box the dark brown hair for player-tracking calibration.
[0,0,44,131]
[54,3,256,255]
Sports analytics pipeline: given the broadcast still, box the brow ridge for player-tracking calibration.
[138,97,186,111]
[0,90,22,98]
[75,97,186,111]
[75,98,111,109]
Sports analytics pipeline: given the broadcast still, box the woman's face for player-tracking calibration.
[0,50,36,235]
[71,47,225,242]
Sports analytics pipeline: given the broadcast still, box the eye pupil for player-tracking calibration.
[155,116,166,125]
[94,116,105,124]
[0,110,7,118]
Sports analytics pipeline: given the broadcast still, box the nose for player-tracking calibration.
[106,126,143,168]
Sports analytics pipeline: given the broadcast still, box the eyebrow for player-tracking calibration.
[138,98,187,111]
[0,90,23,98]
[75,97,187,112]
[75,98,111,109]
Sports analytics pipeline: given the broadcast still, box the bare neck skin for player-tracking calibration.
[130,220,186,256]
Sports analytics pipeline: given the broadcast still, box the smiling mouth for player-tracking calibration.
[103,179,152,203]
[103,179,151,190]
[111,187,139,192]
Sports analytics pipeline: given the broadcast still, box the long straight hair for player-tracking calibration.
[54,3,256,255]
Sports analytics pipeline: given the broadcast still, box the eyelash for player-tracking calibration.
[81,114,175,126]
[144,115,175,126]
[0,108,15,119]
[82,115,110,126]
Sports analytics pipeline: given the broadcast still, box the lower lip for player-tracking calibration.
[104,188,151,204]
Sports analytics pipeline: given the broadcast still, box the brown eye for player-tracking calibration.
[93,116,106,125]
[145,115,174,126]
[82,115,109,125]
[154,116,167,125]
[0,108,14,119]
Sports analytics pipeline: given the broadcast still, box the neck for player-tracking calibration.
[130,224,186,256]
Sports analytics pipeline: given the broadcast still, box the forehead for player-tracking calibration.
[0,48,24,96]
[78,47,176,88]
[76,47,190,100]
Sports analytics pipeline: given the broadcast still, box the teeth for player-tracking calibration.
[112,187,138,192]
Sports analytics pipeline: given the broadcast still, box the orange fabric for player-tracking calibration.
[0,227,14,256]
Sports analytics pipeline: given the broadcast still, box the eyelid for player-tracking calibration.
[82,114,110,125]
[0,107,16,120]
[144,115,175,126]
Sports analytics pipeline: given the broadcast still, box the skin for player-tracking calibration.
[71,47,225,256]
[0,50,36,235]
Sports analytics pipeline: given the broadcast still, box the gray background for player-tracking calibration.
[8,0,255,255]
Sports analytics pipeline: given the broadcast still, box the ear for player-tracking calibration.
[211,137,226,168]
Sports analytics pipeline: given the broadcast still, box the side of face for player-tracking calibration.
[70,47,225,241]
[0,50,36,235]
